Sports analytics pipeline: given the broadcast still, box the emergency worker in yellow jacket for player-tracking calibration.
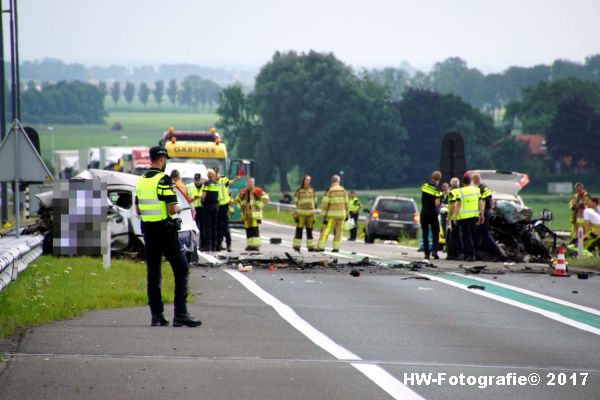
[451,174,482,262]
[446,177,463,260]
[135,146,201,328]
[347,191,362,241]
[292,175,317,251]
[215,168,240,252]
[317,175,349,252]
[235,177,269,251]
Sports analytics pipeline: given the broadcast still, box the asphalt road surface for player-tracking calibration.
[0,220,598,400]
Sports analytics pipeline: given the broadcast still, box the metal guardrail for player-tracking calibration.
[0,234,44,293]
[266,201,367,221]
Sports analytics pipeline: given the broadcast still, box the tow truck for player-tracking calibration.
[159,128,253,225]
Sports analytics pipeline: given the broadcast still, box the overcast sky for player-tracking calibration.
[10,0,600,72]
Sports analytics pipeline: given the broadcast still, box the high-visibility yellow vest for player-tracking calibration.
[448,187,460,221]
[321,184,348,219]
[186,182,203,208]
[421,182,440,196]
[348,196,362,213]
[295,187,316,216]
[217,176,231,206]
[136,172,170,222]
[203,181,219,192]
[457,186,480,220]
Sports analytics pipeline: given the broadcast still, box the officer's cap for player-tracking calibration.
[149,146,169,159]
[194,173,202,180]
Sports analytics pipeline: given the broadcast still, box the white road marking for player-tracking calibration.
[196,251,222,264]
[449,273,600,317]
[233,223,600,336]
[225,269,425,400]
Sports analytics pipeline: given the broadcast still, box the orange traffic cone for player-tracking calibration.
[552,246,569,277]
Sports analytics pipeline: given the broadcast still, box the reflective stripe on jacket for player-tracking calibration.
[217,176,231,206]
[235,187,270,222]
[348,197,362,213]
[186,182,203,208]
[457,186,480,220]
[295,187,316,216]
[136,172,169,222]
[321,184,348,219]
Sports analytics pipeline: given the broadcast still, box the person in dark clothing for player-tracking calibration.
[135,146,201,328]
[452,175,481,262]
[201,169,220,251]
[420,170,442,260]
[446,177,463,260]
[472,172,506,261]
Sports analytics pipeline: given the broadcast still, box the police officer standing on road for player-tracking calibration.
[215,168,239,252]
[135,146,201,328]
[452,174,481,262]
[472,172,506,261]
[186,173,204,248]
[420,171,442,260]
[201,169,220,252]
[347,191,362,241]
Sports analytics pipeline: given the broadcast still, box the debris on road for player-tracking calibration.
[467,284,486,290]
[350,269,360,277]
[238,263,253,273]
[465,265,487,274]
[401,276,431,280]
[577,272,589,280]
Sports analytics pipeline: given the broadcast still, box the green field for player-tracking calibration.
[29,111,219,162]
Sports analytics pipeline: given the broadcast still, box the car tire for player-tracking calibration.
[365,231,375,244]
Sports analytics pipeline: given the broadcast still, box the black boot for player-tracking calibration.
[173,313,202,328]
[151,313,169,327]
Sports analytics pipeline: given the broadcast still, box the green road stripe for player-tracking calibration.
[432,273,600,329]
[349,255,600,330]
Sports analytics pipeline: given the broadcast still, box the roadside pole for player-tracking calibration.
[576,226,584,257]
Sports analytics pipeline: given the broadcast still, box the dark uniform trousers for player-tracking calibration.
[217,204,232,248]
[349,211,359,240]
[477,209,504,258]
[420,208,440,256]
[202,205,219,250]
[459,217,478,260]
[194,206,204,248]
[447,222,463,259]
[142,221,189,317]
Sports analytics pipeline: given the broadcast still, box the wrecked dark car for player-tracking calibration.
[483,201,556,264]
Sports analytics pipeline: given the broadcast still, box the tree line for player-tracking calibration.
[368,55,600,110]
[19,75,223,124]
[21,80,105,124]
[15,58,255,86]
[217,51,600,189]
[106,75,221,110]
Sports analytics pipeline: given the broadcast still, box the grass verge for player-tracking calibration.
[0,256,178,340]
[566,257,600,271]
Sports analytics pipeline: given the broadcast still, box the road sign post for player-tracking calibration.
[0,119,53,237]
